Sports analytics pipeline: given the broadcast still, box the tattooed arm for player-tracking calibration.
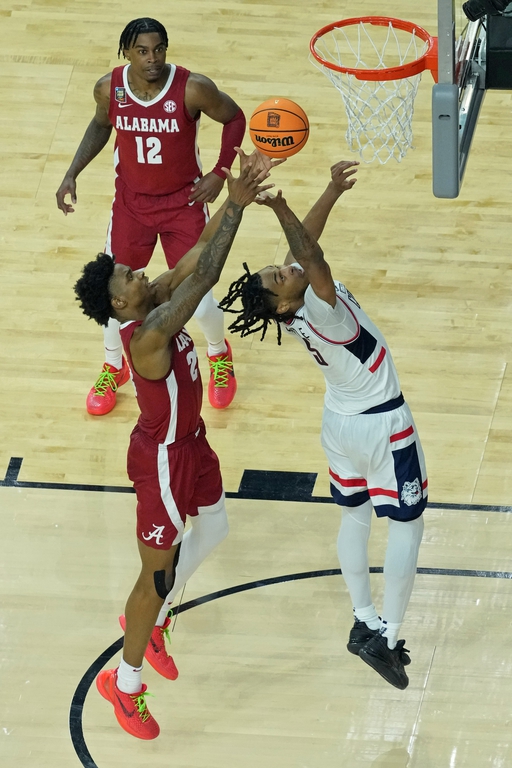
[265,191,336,308]
[130,159,272,379]
[56,74,113,215]
[149,149,284,303]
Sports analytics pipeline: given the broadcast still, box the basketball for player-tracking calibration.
[249,97,309,158]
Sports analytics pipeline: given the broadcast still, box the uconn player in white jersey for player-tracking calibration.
[220,160,427,690]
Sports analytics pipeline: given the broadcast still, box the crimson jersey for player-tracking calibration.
[108,64,202,196]
[119,321,202,444]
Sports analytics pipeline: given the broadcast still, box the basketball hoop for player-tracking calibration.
[310,17,438,164]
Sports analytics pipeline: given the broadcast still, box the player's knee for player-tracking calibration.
[208,504,229,545]
[153,569,169,599]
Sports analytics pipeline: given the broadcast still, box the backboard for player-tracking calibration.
[432,0,487,198]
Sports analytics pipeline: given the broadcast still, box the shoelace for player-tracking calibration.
[92,366,121,397]
[395,639,410,659]
[130,689,154,723]
[208,355,233,388]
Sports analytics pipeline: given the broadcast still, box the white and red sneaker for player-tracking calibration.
[96,668,160,740]
[86,357,130,416]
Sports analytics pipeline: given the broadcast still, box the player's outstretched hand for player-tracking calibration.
[234,146,286,176]
[330,160,359,193]
[222,159,274,209]
[254,188,287,210]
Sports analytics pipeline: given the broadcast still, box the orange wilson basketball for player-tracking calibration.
[249,98,309,158]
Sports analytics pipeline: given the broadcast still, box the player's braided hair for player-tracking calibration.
[219,262,287,345]
[118,18,169,57]
[74,253,116,327]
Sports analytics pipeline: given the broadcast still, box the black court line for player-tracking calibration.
[70,565,512,767]
[3,457,512,512]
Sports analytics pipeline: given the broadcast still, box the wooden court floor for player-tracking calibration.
[1,0,512,766]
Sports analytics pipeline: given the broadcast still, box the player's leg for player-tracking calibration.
[97,431,189,738]
[97,541,178,740]
[86,181,156,416]
[357,403,427,689]
[159,189,237,409]
[381,514,424,647]
[120,428,227,680]
[122,541,180,671]
[321,407,380,652]
[154,429,228,625]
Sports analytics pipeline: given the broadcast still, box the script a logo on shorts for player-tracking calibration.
[142,523,166,545]
[163,100,177,114]
[115,87,127,104]
[401,478,422,507]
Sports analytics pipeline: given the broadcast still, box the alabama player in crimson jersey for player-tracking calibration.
[73,152,274,739]
[221,161,428,692]
[56,17,246,416]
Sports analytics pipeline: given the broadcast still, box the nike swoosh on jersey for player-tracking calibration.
[118,103,133,108]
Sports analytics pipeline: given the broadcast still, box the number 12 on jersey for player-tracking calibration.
[135,136,163,164]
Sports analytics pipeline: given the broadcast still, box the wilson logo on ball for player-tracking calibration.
[254,134,295,148]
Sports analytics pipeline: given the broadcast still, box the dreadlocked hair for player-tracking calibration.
[74,253,115,327]
[219,262,286,346]
[118,18,169,57]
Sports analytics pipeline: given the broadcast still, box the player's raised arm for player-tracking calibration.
[258,190,337,308]
[150,148,283,302]
[186,73,246,204]
[288,160,358,260]
[129,161,272,377]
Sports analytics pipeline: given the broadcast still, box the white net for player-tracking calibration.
[310,21,430,164]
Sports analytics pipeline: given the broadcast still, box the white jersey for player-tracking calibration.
[281,279,401,416]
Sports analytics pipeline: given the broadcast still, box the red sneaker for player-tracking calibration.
[119,614,179,681]
[86,358,131,416]
[207,340,237,409]
[96,668,160,740]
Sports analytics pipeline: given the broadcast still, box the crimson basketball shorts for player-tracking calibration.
[127,421,224,550]
[105,176,209,270]
[321,398,428,521]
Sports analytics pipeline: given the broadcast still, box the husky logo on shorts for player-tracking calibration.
[142,524,165,545]
[401,478,422,507]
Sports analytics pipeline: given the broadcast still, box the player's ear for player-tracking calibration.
[276,299,290,316]
[111,295,127,311]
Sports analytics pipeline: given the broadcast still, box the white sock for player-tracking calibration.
[207,340,228,357]
[354,604,381,631]
[116,657,143,694]
[379,621,401,650]
[193,290,225,350]
[103,317,123,369]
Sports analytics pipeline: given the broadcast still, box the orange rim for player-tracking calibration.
[310,16,438,82]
